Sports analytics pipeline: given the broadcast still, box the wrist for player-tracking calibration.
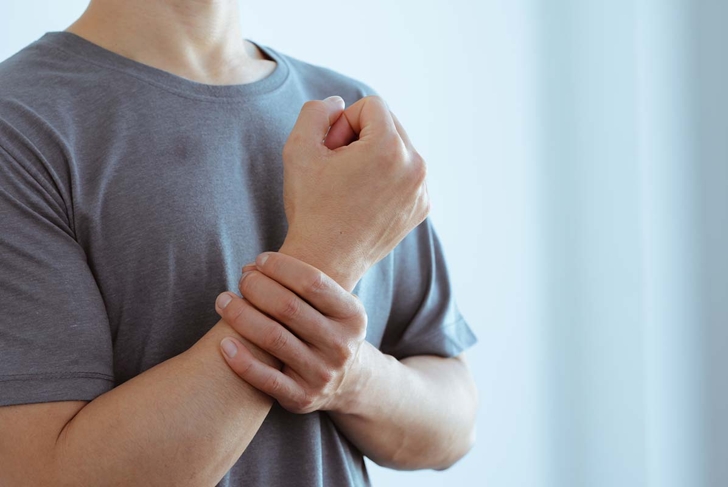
[326,341,380,415]
[278,236,370,292]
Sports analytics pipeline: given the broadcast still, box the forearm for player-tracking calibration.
[52,320,275,486]
[328,343,478,470]
[274,241,478,469]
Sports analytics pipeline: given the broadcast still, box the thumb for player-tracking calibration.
[324,110,358,150]
[288,96,346,151]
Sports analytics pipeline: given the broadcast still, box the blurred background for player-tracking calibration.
[2,1,726,486]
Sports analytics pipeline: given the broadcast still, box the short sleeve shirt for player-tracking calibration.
[0,32,477,486]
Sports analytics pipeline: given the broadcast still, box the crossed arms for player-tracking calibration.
[0,96,477,486]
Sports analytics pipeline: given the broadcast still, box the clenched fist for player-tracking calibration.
[278,95,430,291]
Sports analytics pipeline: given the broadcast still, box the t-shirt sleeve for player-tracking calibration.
[0,143,115,407]
[378,218,477,360]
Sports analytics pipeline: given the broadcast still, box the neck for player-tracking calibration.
[67,0,275,85]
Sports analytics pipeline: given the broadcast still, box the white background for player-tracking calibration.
[3,1,727,487]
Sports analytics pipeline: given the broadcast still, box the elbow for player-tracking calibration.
[373,420,477,472]
[433,423,477,471]
[366,436,436,471]
[435,374,478,470]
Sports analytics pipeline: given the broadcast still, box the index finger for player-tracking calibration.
[389,110,416,153]
[339,95,399,142]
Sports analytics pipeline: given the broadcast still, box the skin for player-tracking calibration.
[220,252,479,470]
[0,0,478,484]
[66,0,278,85]
[226,92,479,469]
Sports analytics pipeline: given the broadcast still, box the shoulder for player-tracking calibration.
[0,38,94,184]
[0,36,104,147]
[0,35,119,158]
[0,36,86,107]
[0,39,47,91]
[260,44,378,105]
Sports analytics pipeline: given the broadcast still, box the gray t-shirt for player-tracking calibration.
[0,31,477,486]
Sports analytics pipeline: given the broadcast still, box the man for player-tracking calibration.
[0,0,478,485]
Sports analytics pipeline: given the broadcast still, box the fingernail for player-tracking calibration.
[221,338,238,359]
[216,292,233,309]
[242,262,256,271]
[323,95,344,108]
[256,253,270,267]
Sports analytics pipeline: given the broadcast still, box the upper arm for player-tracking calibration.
[378,219,478,360]
[399,352,475,397]
[0,142,114,405]
[0,143,114,479]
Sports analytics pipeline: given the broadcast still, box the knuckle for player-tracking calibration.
[360,94,383,110]
[330,336,354,364]
[341,296,368,329]
[264,327,289,353]
[316,366,335,385]
[380,136,407,164]
[281,140,295,162]
[301,100,330,121]
[283,133,306,161]
[352,313,368,337]
[309,382,326,399]
[296,393,314,413]
[226,301,248,331]
[231,356,256,379]
[238,271,259,296]
[410,151,428,184]
[302,99,325,113]
[366,95,389,113]
[279,295,301,320]
[304,272,328,296]
[265,253,284,277]
[420,193,432,219]
[263,375,282,395]
[350,296,367,320]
